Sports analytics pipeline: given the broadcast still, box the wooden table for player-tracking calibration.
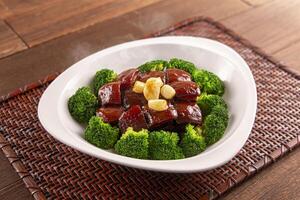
[0,0,299,199]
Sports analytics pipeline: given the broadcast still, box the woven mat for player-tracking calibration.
[0,17,299,200]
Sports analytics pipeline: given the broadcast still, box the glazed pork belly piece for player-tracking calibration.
[96,107,124,124]
[98,81,122,106]
[123,89,147,109]
[118,105,148,133]
[138,71,165,83]
[98,69,203,133]
[169,81,200,101]
[143,104,178,129]
[174,102,202,125]
[117,68,139,89]
[165,68,191,83]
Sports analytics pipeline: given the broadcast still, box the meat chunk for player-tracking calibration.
[174,102,202,125]
[98,81,121,106]
[138,71,165,83]
[117,68,139,89]
[123,89,147,109]
[170,81,200,101]
[96,107,124,124]
[166,68,191,83]
[143,104,178,129]
[162,123,186,134]
[119,105,148,133]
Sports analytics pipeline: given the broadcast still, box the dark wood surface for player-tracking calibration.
[0,20,26,58]
[6,0,161,47]
[222,0,300,73]
[0,0,248,96]
[0,0,299,199]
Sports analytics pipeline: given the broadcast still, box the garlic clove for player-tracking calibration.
[148,99,168,111]
[132,81,145,93]
[143,77,163,100]
[160,84,176,99]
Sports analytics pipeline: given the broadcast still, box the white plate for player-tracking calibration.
[38,36,257,173]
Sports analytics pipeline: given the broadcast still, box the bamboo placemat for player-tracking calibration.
[0,17,299,200]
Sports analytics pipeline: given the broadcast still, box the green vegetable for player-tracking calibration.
[115,128,149,159]
[203,112,227,146]
[148,130,184,160]
[210,105,229,126]
[180,124,206,157]
[84,116,119,149]
[193,69,224,96]
[169,58,197,75]
[92,69,117,94]
[68,87,98,123]
[197,94,227,116]
[138,60,169,73]
[198,94,229,146]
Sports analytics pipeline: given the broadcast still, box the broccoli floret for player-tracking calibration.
[84,116,119,149]
[92,69,117,94]
[180,124,206,157]
[202,113,227,146]
[211,105,229,126]
[201,98,229,146]
[169,58,197,75]
[197,94,227,116]
[138,60,169,73]
[148,130,184,160]
[68,87,98,123]
[193,69,224,96]
[114,128,149,159]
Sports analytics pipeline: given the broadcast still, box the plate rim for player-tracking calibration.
[38,36,257,173]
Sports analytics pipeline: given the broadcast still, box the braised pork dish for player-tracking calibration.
[68,58,229,160]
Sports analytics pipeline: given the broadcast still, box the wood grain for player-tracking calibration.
[0,20,27,58]
[126,0,249,34]
[0,152,21,189]
[243,0,274,6]
[0,0,249,96]
[223,148,300,200]
[274,41,300,73]
[0,1,10,19]
[5,0,161,47]
[222,0,300,54]
[0,0,57,19]
[0,180,32,200]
